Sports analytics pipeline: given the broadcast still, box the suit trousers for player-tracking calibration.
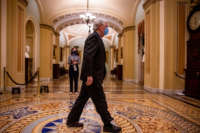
[69,65,79,92]
[67,79,113,125]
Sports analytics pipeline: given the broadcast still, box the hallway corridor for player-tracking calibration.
[1,0,200,132]
[0,78,200,133]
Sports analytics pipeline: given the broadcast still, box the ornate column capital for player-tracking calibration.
[66,45,70,48]
[118,33,123,38]
[40,24,59,36]
[123,26,136,33]
[118,26,135,37]
[143,0,163,10]
[110,45,116,49]
[18,0,28,7]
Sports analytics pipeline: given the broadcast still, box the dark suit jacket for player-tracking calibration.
[80,32,106,82]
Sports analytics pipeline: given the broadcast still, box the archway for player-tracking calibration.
[60,24,118,79]
[25,20,35,83]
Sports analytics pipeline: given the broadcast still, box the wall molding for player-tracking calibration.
[144,86,184,95]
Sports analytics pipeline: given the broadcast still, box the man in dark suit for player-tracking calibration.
[66,20,121,132]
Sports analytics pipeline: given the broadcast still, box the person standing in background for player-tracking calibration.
[68,47,80,93]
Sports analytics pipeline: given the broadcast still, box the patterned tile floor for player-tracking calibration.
[0,76,200,133]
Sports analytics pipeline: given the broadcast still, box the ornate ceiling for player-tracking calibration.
[35,0,141,48]
[59,24,117,49]
[36,0,141,28]
[53,12,123,33]
[62,24,116,37]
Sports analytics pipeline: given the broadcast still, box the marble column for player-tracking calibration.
[117,34,122,65]
[122,26,136,81]
[40,24,55,80]
[66,45,70,69]
[0,0,2,90]
[110,46,115,71]
[55,33,60,64]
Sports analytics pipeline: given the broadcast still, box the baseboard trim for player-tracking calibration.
[123,79,139,84]
[40,77,51,82]
[144,86,184,95]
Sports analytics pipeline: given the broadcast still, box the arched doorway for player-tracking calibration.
[135,0,145,85]
[25,20,35,83]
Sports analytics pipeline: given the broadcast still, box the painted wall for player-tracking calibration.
[162,0,185,91]
[143,0,187,94]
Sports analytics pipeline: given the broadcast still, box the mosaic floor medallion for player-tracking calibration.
[0,79,200,133]
[0,99,200,133]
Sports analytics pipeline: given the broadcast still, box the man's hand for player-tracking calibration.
[86,76,93,86]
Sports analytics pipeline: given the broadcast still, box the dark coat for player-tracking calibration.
[80,32,106,82]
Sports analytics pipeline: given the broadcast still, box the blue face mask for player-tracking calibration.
[104,27,109,36]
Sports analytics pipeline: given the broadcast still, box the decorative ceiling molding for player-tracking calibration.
[53,12,123,33]
[118,33,123,38]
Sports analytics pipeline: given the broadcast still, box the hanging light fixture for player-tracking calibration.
[80,0,96,32]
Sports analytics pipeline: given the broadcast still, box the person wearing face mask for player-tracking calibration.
[66,20,121,133]
[68,47,80,93]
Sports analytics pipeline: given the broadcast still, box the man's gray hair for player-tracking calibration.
[93,20,104,31]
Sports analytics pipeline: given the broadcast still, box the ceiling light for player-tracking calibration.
[80,0,96,33]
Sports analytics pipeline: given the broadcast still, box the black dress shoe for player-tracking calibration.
[66,122,84,127]
[103,124,122,132]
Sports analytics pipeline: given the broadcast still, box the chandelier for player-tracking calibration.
[80,12,96,25]
[80,0,96,32]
